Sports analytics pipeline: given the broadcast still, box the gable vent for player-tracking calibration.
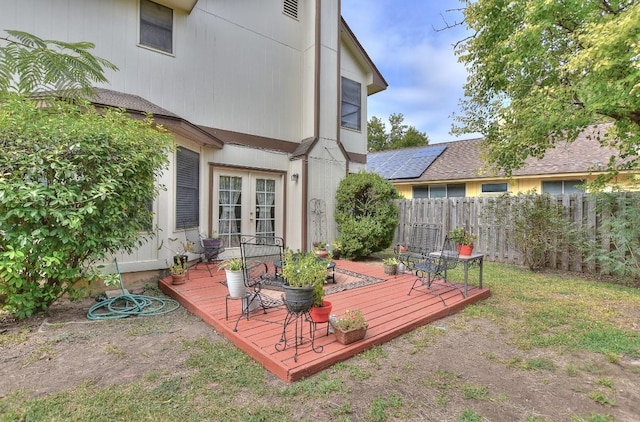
[283,0,298,19]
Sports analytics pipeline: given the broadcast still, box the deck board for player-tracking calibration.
[160,259,490,382]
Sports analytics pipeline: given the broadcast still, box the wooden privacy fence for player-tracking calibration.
[394,193,638,275]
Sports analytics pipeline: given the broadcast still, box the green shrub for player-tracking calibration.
[334,171,400,259]
[483,191,580,271]
[0,95,173,318]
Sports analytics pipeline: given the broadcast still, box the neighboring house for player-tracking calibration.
[368,124,634,199]
[2,0,386,274]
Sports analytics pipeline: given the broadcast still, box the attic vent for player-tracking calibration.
[283,0,298,19]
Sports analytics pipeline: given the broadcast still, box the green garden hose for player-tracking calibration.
[86,259,180,320]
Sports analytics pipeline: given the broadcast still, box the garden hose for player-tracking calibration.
[86,259,180,320]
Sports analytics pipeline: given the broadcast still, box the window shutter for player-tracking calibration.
[176,147,199,229]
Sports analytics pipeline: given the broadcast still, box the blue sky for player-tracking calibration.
[341,0,473,144]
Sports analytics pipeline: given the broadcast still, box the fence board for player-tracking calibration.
[395,193,638,276]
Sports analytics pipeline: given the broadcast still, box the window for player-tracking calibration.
[140,0,173,54]
[542,180,585,195]
[341,77,361,131]
[176,147,199,229]
[412,184,466,198]
[481,183,508,194]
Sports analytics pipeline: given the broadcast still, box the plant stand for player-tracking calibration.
[275,298,323,362]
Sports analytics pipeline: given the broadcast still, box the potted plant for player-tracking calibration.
[281,249,327,313]
[383,257,398,275]
[219,257,245,298]
[309,266,333,323]
[331,308,368,345]
[169,260,188,285]
[312,241,329,259]
[331,240,342,259]
[448,227,477,255]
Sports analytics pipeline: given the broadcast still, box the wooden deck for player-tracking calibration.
[159,259,491,382]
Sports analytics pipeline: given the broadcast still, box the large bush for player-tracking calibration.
[0,95,173,318]
[334,171,400,259]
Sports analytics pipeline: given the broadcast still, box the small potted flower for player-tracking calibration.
[331,240,342,259]
[448,227,477,255]
[313,241,329,259]
[383,257,398,275]
[169,260,188,285]
[331,309,368,345]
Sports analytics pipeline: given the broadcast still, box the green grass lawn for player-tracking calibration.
[2,262,639,421]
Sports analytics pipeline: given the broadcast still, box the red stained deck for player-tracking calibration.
[159,260,490,382]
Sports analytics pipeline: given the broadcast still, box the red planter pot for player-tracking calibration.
[459,244,474,256]
[310,300,333,323]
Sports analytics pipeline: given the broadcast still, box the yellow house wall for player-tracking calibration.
[394,173,637,198]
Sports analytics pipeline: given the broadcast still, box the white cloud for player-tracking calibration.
[342,0,476,143]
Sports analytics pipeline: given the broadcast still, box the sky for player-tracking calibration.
[341,0,475,144]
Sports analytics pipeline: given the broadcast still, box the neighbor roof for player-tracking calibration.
[367,145,446,179]
[368,124,621,182]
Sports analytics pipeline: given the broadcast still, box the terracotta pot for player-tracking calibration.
[459,244,474,256]
[314,249,329,259]
[334,326,367,345]
[171,274,187,285]
[310,300,332,323]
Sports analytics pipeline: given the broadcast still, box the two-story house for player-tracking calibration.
[2,0,386,275]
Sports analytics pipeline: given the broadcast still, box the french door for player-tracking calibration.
[214,170,283,248]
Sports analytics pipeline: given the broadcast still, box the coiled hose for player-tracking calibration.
[87,260,180,320]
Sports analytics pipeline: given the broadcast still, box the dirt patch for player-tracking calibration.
[1,282,639,421]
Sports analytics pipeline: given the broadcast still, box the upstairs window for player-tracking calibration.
[140,0,173,54]
[341,77,361,131]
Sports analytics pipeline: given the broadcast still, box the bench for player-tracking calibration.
[394,223,441,271]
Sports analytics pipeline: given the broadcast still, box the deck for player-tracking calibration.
[159,259,491,382]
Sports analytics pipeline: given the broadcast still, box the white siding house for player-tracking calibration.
[1,0,386,275]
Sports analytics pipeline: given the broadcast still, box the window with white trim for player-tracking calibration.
[140,0,173,54]
[542,180,585,195]
[413,184,466,198]
[341,77,361,131]
[176,147,199,229]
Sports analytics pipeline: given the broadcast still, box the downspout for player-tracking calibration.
[303,0,322,251]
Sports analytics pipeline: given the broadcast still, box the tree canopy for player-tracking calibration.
[453,0,640,181]
[368,113,430,151]
[0,30,117,99]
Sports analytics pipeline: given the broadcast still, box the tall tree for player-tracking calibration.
[367,113,430,151]
[453,0,640,182]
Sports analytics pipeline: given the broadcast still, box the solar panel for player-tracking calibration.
[367,145,447,179]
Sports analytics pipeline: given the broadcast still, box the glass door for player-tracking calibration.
[215,170,282,249]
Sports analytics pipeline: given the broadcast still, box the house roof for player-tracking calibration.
[340,17,387,95]
[368,124,622,182]
[367,145,447,179]
[90,88,223,148]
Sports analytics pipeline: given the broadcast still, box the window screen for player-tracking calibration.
[176,147,199,229]
[140,0,173,54]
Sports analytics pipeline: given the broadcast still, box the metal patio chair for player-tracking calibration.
[183,225,221,276]
[407,236,462,305]
[395,223,441,272]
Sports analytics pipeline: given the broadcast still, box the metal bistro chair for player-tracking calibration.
[395,223,441,272]
[183,226,224,276]
[407,236,462,305]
